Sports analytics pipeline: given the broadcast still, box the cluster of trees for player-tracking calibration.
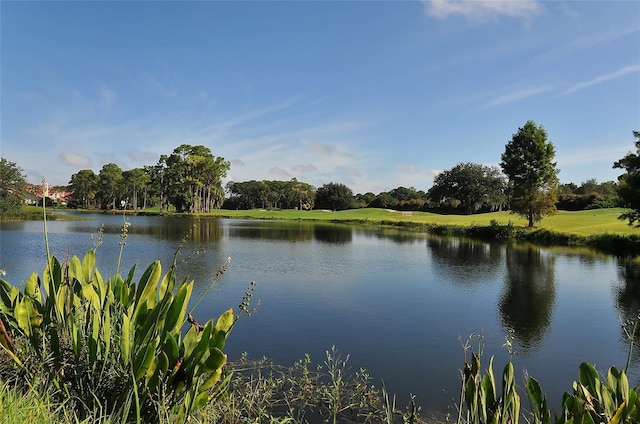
[224,179,315,210]
[3,123,640,228]
[69,144,229,213]
[0,158,27,218]
[557,179,618,210]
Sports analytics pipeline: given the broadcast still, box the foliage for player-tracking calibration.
[0,157,27,219]
[0,242,237,422]
[98,163,124,210]
[526,362,640,424]
[557,179,619,211]
[456,333,640,424]
[225,178,315,210]
[164,144,229,213]
[500,121,559,227]
[368,187,428,211]
[315,182,355,211]
[194,347,421,424]
[456,335,521,424]
[123,168,151,210]
[429,163,506,214]
[68,169,100,209]
[614,131,640,226]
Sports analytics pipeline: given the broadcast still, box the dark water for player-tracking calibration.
[1,213,639,417]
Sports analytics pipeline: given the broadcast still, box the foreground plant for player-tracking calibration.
[0,242,239,423]
[456,331,640,424]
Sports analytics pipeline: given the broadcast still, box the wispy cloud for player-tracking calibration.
[60,152,92,168]
[423,0,542,20]
[537,27,640,63]
[483,85,553,109]
[560,64,640,96]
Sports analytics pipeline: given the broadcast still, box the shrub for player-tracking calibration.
[0,246,238,423]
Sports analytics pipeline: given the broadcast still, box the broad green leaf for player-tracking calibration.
[136,301,170,346]
[480,374,495,420]
[158,269,175,301]
[0,279,20,308]
[133,261,161,317]
[189,321,213,365]
[148,352,168,390]
[192,390,210,411]
[164,281,192,336]
[102,305,111,354]
[610,402,626,424]
[68,255,83,283]
[81,249,96,283]
[145,352,159,384]
[182,327,200,361]
[133,335,158,381]
[121,313,131,360]
[124,264,137,286]
[619,369,629,403]
[82,284,100,311]
[43,256,63,293]
[163,333,180,366]
[578,362,598,391]
[203,347,226,374]
[15,297,42,336]
[214,308,235,333]
[24,273,42,304]
[89,309,100,361]
[72,322,82,358]
[54,285,70,321]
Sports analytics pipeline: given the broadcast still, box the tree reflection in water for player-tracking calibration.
[499,243,556,353]
[614,259,640,367]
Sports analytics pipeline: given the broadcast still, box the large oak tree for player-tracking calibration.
[428,162,506,214]
[613,131,640,226]
[500,121,559,227]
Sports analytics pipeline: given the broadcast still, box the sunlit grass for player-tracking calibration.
[196,207,639,237]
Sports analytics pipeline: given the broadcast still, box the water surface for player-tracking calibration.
[1,213,638,417]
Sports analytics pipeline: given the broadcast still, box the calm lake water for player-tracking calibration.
[1,212,639,417]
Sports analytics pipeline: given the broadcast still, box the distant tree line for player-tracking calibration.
[2,124,639,227]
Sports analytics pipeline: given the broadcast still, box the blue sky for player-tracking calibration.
[2,1,639,194]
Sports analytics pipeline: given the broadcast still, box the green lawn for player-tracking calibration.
[188,207,639,237]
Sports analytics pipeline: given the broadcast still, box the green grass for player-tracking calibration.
[186,207,639,237]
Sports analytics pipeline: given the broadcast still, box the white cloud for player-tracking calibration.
[60,152,92,167]
[483,85,553,109]
[560,64,640,96]
[231,159,245,167]
[423,0,542,20]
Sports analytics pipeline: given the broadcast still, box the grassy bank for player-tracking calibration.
[140,207,640,257]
